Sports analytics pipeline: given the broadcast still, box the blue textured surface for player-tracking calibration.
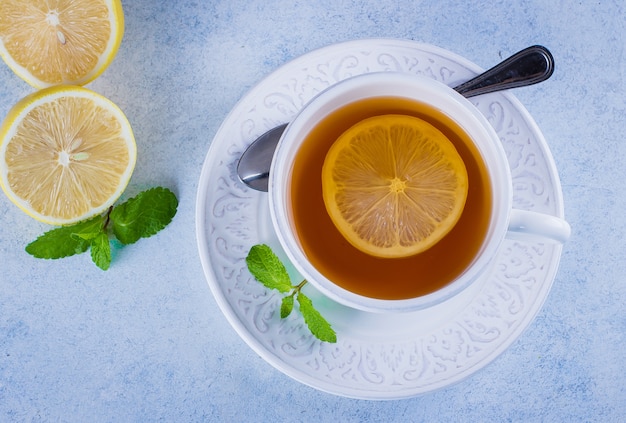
[0,1,624,421]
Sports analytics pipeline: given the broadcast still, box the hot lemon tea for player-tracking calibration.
[290,96,492,300]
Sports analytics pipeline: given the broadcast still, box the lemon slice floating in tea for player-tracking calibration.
[321,114,469,258]
[0,85,136,225]
[0,0,124,88]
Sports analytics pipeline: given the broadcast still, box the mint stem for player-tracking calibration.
[102,206,113,231]
[294,280,307,293]
[286,280,308,300]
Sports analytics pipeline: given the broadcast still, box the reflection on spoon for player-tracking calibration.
[237,45,554,192]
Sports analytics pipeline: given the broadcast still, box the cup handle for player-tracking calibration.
[507,209,571,243]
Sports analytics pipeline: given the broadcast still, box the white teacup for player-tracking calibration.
[269,72,570,313]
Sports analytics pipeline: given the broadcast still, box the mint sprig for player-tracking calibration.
[246,244,337,343]
[26,187,178,270]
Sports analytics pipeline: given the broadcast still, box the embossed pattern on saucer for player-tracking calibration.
[196,39,565,399]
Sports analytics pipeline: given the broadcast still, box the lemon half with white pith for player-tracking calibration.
[0,0,124,88]
[0,85,136,225]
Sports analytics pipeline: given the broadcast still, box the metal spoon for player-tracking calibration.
[237,45,554,191]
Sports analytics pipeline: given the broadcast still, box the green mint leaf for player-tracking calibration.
[74,232,103,241]
[25,216,104,259]
[297,292,337,343]
[280,296,294,318]
[110,187,178,245]
[245,244,292,293]
[246,244,338,343]
[90,232,112,271]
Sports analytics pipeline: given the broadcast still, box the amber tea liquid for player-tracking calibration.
[290,96,492,300]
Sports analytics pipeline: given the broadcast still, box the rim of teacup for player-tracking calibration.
[269,72,511,313]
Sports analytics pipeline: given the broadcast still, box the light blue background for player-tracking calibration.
[1,1,624,421]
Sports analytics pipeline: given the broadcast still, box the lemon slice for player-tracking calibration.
[0,85,136,225]
[322,114,468,258]
[0,0,124,88]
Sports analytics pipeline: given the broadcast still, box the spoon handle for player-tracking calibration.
[453,45,554,98]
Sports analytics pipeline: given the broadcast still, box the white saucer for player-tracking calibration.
[195,39,565,399]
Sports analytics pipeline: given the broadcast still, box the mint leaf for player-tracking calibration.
[25,186,178,270]
[281,296,294,318]
[245,244,337,343]
[25,216,103,259]
[245,244,292,293]
[74,232,103,241]
[110,187,178,244]
[297,292,337,343]
[90,232,111,270]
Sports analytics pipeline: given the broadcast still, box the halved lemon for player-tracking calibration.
[0,85,136,225]
[0,0,124,88]
[322,114,468,258]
